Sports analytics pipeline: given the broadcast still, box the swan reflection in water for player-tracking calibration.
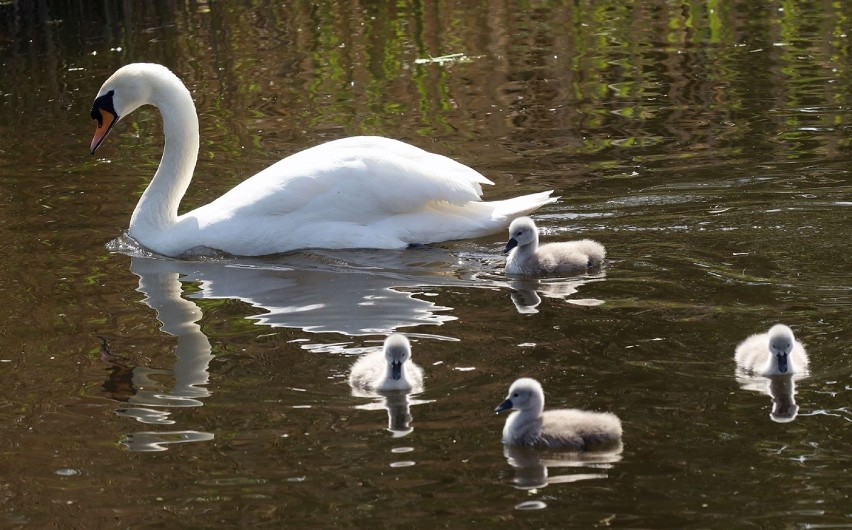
[735,373,802,423]
[502,443,623,490]
[121,245,469,335]
[102,245,494,449]
[507,273,606,314]
[97,256,215,451]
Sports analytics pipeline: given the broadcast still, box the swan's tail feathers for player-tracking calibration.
[490,191,558,221]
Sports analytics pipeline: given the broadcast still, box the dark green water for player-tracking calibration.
[0,1,849,527]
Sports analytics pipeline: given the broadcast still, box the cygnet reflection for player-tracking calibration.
[768,376,799,423]
[350,392,434,438]
[120,431,215,452]
[735,374,802,423]
[349,334,429,437]
[508,275,606,314]
[502,443,623,490]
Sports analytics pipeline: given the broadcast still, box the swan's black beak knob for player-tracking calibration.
[90,90,118,154]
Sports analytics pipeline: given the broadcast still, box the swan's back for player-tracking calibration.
[228,137,492,214]
[182,136,556,255]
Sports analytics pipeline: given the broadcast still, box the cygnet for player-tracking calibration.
[503,216,605,276]
[734,324,809,376]
[349,334,424,392]
[495,378,622,450]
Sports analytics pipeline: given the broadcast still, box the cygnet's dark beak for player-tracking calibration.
[776,353,788,373]
[391,361,402,380]
[503,238,518,254]
[495,398,513,414]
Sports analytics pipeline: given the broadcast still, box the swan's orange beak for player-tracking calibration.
[90,110,116,154]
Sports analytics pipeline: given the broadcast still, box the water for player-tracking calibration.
[0,1,850,527]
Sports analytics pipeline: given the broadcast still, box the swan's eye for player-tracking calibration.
[512,392,518,398]
[515,231,522,236]
[91,90,117,126]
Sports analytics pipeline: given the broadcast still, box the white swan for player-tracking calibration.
[89,63,556,257]
[495,378,622,450]
[503,217,605,276]
[349,334,424,392]
[734,324,809,376]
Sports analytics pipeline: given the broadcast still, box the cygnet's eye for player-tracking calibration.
[512,392,519,398]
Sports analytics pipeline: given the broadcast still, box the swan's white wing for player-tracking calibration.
[171,136,554,254]
[206,136,493,220]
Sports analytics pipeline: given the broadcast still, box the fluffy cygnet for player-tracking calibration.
[503,216,605,276]
[349,334,424,392]
[495,378,622,450]
[734,324,809,376]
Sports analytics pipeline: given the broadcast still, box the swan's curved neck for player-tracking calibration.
[128,81,199,241]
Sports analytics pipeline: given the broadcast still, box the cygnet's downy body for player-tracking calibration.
[349,334,424,392]
[503,217,605,276]
[495,378,622,450]
[734,324,809,376]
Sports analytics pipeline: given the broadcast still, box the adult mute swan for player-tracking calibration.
[503,217,605,276]
[734,324,809,376]
[495,378,622,450]
[349,334,424,392]
[89,63,557,257]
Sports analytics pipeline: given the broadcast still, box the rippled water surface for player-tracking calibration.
[0,1,850,527]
